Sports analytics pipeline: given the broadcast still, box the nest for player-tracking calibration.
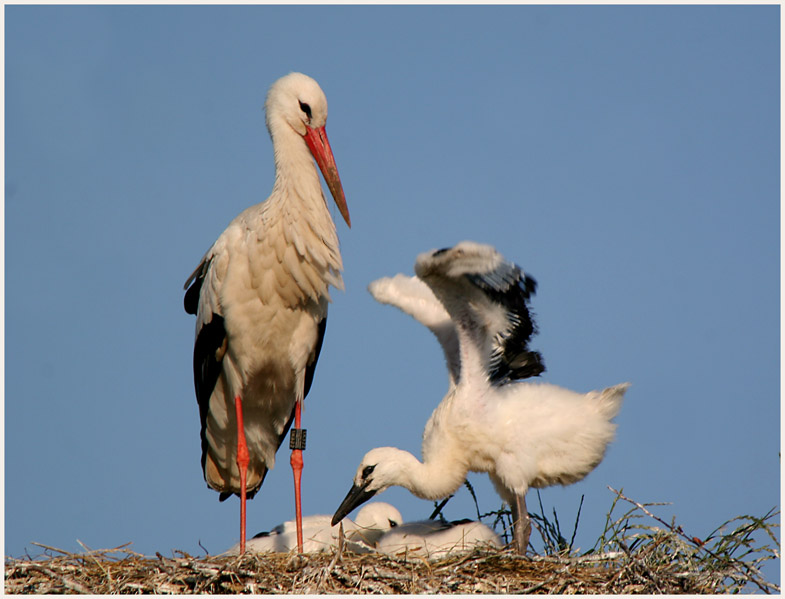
[6,489,779,594]
[4,537,776,595]
[0,546,725,594]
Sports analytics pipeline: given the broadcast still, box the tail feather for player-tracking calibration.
[594,382,630,420]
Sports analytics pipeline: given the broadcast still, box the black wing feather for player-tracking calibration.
[193,315,227,481]
[184,257,211,315]
[467,269,545,384]
[184,258,232,491]
[184,277,201,315]
[303,317,327,399]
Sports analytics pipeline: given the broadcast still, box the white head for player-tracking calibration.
[265,72,329,136]
[264,72,350,226]
[414,241,504,281]
[353,501,403,532]
[332,447,414,526]
[349,501,403,548]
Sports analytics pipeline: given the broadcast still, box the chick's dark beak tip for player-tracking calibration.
[331,482,378,526]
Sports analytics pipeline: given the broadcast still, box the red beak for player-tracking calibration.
[303,125,351,228]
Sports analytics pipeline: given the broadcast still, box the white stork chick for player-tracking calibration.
[376,519,502,560]
[333,242,629,554]
[184,72,351,553]
[224,502,403,555]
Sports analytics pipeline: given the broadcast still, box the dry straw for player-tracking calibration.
[5,488,779,594]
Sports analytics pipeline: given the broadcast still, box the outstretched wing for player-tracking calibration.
[368,274,460,388]
[414,241,545,386]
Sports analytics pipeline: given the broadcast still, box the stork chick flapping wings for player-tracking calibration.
[407,241,545,385]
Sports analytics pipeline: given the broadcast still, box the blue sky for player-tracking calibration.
[5,3,780,580]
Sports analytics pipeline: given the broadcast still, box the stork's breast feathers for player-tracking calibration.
[253,217,344,308]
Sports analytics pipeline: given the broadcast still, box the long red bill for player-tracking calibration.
[303,125,351,228]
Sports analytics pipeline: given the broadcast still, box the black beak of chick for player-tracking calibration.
[331,480,378,526]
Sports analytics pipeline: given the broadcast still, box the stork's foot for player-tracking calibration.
[510,493,531,555]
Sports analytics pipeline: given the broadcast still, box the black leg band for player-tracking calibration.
[289,428,307,451]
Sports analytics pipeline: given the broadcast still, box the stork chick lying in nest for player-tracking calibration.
[225,501,402,555]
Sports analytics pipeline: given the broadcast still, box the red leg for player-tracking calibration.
[290,401,304,553]
[235,395,250,554]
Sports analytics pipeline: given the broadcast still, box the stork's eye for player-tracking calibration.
[299,101,312,120]
[361,465,375,480]
[389,519,398,528]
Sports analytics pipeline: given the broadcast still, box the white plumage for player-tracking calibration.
[184,72,350,552]
[224,502,402,555]
[376,519,502,560]
[333,241,628,554]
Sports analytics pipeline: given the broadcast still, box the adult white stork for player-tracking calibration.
[333,242,628,554]
[184,72,350,554]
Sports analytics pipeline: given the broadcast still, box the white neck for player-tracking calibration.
[381,447,468,501]
[269,125,326,212]
[262,121,343,295]
[427,285,494,387]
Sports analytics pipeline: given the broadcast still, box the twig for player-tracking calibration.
[607,486,778,594]
[29,542,71,556]
[569,494,584,551]
[326,523,344,571]
[192,555,236,594]
[428,494,453,520]
[76,539,114,591]
[463,479,483,521]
